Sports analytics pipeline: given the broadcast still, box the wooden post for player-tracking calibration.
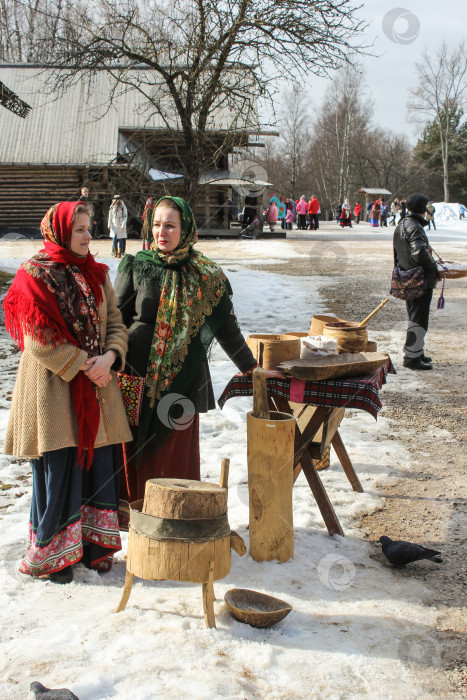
[252,367,269,418]
[202,561,216,629]
[114,570,134,613]
[247,410,295,562]
[219,458,230,489]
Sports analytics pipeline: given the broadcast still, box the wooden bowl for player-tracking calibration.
[310,314,343,336]
[224,588,292,628]
[323,321,367,354]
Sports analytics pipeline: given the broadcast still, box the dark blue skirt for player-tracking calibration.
[19,445,121,576]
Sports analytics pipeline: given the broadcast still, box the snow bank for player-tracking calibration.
[432,202,467,227]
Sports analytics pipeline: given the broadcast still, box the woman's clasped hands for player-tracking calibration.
[81,350,117,388]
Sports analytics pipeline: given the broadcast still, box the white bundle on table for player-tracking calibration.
[300,335,338,359]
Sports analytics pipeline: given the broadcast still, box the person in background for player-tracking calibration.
[459,204,467,220]
[336,201,343,224]
[369,199,381,227]
[367,200,374,222]
[291,198,297,223]
[379,200,389,227]
[399,197,407,222]
[243,195,258,228]
[426,202,436,230]
[339,198,352,228]
[353,201,362,224]
[389,198,399,226]
[296,195,308,230]
[282,198,292,230]
[141,196,154,250]
[108,195,128,257]
[266,199,279,232]
[3,201,132,582]
[308,195,320,230]
[79,185,99,236]
[114,196,282,502]
[285,207,294,230]
[393,193,438,371]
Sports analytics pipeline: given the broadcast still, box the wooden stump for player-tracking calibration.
[143,478,227,520]
[247,410,295,562]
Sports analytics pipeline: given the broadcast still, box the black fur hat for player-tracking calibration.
[406,193,430,214]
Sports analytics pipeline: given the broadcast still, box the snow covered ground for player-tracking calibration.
[0,240,454,699]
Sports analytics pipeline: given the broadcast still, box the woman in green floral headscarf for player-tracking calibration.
[115,196,273,502]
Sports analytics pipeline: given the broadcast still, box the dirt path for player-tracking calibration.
[243,235,467,695]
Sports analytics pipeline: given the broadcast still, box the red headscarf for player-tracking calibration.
[3,202,109,469]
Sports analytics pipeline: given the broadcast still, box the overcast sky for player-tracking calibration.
[266,0,466,143]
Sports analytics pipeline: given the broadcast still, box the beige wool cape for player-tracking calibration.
[4,275,132,459]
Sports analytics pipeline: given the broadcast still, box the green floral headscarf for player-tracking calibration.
[126,196,233,453]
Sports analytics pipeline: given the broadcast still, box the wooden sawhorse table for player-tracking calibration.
[270,396,363,536]
[218,359,394,537]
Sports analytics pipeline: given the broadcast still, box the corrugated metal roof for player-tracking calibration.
[0,66,255,165]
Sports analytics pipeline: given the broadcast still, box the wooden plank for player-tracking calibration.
[331,430,364,493]
[321,407,345,453]
[300,449,344,537]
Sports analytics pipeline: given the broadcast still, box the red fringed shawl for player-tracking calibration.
[3,204,109,469]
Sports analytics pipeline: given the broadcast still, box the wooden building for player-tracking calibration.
[356,188,392,221]
[0,65,273,236]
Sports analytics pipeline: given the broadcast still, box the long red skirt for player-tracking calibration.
[120,415,200,503]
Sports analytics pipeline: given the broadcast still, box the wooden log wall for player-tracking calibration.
[0,166,84,232]
[0,166,230,233]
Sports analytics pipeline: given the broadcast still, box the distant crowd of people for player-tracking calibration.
[262,193,439,232]
[77,184,444,245]
[264,195,322,232]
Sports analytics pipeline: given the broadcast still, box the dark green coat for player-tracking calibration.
[114,255,256,413]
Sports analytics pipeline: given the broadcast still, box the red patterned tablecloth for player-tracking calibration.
[218,357,396,419]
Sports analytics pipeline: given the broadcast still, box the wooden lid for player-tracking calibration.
[142,478,228,520]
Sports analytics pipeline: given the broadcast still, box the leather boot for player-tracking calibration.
[403,357,432,370]
[47,566,74,584]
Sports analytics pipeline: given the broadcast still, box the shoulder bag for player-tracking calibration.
[117,372,145,426]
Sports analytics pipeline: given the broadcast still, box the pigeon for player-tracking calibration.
[379,536,443,566]
[30,681,80,699]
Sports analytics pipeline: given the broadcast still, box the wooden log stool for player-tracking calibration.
[115,459,246,628]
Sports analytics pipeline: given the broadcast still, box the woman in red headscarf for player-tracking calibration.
[3,201,132,583]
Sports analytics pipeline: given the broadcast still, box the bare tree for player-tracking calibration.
[277,85,312,198]
[408,41,467,202]
[0,0,80,62]
[12,0,368,204]
[307,65,370,213]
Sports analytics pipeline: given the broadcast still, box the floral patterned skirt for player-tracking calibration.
[19,445,122,577]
